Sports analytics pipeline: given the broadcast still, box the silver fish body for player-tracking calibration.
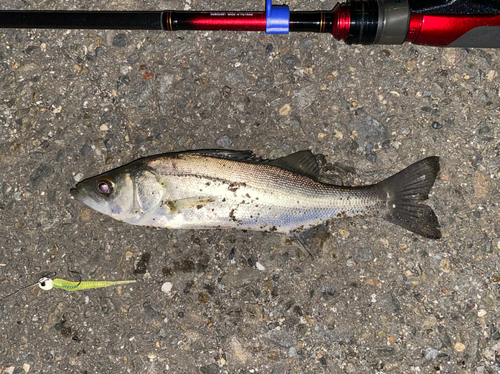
[71,150,441,239]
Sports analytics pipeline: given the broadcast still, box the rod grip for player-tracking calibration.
[406,14,500,47]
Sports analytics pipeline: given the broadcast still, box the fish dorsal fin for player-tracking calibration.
[186,149,320,180]
[269,150,320,181]
[188,149,267,162]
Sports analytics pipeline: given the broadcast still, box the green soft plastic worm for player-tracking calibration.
[38,277,136,291]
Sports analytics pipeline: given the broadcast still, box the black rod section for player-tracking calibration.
[289,11,333,33]
[0,11,165,29]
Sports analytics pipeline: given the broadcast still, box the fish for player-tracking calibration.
[70,150,441,239]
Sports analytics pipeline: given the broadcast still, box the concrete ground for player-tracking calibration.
[1,0,500,373]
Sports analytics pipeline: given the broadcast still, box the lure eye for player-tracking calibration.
[38,277,54,290]
[96,180,114,195]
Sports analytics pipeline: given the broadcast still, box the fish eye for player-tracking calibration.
[96,179,114,196]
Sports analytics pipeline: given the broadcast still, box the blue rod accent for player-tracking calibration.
[265,0,289,34]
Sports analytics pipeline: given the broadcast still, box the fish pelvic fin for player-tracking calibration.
[376,157,441,239]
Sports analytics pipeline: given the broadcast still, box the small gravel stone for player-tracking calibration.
[431,121,443,129]
[424,348,439,359]
[283,53,300,67]
[256,262,265,271]
[117,75,130,89]
[198,292,209,304]
[353,247,374,263]
[267,330,296,348]
[301,38,314,52]
[158,327,168,338]
[161,282,173,294]
[292,85,318,109]
[112,33,128,48]
[127,53,139,64]
[478,126,491,135]
[366,154,377,163]
[80,144,92,156]
[216,135,233,148]
[95,46,104,56]
[73,173,84,182]
[176,97,188,109]
[355,109,389,145]
[320,283,338,300]
[200,364,218,374]
[256,75,274,89]
[279,104,292,116]
[288,347,297,357]
[30,164,54,188]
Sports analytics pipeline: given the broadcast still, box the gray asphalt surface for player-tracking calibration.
[1,0,500,373]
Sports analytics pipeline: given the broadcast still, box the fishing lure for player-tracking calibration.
[38,277,136,291]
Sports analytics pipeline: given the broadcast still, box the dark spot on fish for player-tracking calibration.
[196,204,203,209]
[222,198,226,202]
[166,200,178,212]
[229,209,236,222]
[270,226,277,232]
[246,193,250,198]
[228,183,239,193]
[205,182,211,186]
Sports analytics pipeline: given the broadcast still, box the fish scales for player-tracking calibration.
[145,153,384,232]
[71,150,441,239]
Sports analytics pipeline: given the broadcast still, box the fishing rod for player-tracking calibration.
[1,0,500,48]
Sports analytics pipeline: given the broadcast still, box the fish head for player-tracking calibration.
[71,166,136,219]
[71,163,165,224]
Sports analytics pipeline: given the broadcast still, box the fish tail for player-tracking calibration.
[376,156,441,239]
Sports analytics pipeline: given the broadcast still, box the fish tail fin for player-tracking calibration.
[376,157,441,239]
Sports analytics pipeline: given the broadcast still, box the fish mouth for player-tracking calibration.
[70,188,83,201]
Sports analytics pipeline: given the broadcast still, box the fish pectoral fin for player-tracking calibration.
[163,197,215,213]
